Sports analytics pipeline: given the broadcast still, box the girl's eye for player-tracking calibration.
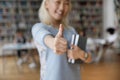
[55,1,60,5]
[64,2,69,5]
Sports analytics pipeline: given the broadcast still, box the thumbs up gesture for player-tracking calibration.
[56,24,64,37]
[53,24,68,54]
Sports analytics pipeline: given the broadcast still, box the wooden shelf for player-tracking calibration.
[0,0,104,42]
[0,0,41,42]
[69,0,103,38]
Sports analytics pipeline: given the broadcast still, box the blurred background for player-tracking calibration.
[0,0,120,80]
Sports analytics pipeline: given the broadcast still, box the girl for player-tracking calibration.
[32,0,92,80]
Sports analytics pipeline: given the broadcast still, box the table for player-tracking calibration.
[2,42,36,51]
[87,37,119,62]
[1,42,37,73]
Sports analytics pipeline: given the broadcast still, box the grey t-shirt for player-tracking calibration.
[32,23,81,80]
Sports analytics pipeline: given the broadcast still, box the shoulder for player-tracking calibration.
[32,23,49,32]
[32,23,47,29]
[66,26,77,34]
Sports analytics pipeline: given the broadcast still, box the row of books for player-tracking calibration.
[69,0,103,38]
[0,8,38,13]
[0,1,41,7]
[0,0,41,42]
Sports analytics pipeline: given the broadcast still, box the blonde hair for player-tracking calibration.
[38,0,71,27]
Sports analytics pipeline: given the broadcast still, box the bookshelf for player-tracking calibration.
[0,0,41,43]
[69,0,103,38]
[0,0,103,43]
[114,0,120,48]
[115,0,120,26]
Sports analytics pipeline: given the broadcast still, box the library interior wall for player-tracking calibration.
[0,0,41,43]
[103,0,117,38]
[0,0,120,56]
[0,0,41,56]
[70,0,103,38]
[0,0,103,43]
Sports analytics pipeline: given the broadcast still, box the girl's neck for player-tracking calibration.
[51,20,62,28]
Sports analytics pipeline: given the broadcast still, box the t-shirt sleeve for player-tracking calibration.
[70,27,77,34]
[31,23,52,48]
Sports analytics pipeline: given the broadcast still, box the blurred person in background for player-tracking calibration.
[106,27,117,43]
[32,0,92,80]
[14,29,28,66]
[14,29,36,68]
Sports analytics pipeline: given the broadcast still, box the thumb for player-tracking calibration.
[56,24,64,37]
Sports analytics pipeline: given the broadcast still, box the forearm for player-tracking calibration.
[44,35,55,49]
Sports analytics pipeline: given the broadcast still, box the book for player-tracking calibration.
[68,34,87,64]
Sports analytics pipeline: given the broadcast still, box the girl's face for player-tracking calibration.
[45,0,70,22]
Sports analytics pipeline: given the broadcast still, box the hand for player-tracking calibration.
[53,24,67,54]
[67,45,85,61]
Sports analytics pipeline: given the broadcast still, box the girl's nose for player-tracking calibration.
[59,3,64,11]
